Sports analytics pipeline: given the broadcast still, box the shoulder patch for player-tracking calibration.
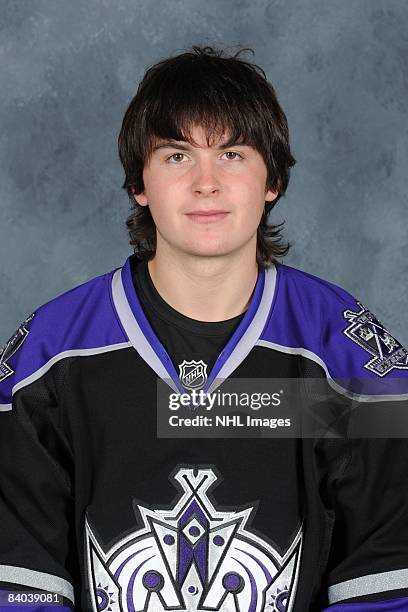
[343,301,408,377]
[0,312,36,383]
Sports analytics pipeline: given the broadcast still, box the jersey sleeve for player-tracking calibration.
[319,295,408,610]
[320,437,408,610]
[0,313,76,611]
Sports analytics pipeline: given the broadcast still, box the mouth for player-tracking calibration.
[185,210,230,224]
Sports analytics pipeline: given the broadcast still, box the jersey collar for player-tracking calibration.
[111,255,277,394]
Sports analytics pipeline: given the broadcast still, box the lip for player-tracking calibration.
[185,210,230,224]
[187,209,229,215]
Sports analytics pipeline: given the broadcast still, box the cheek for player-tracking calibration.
[147,195,181,232]
[239,197,265,228]
[148,203,170,228]
[145,178,180,210]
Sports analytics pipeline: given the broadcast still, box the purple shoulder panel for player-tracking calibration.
[259,263,408,394]
[0,267,128,408]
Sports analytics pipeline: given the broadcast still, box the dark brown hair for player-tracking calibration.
[118,44,296,269]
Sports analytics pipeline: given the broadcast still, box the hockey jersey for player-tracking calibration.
[1,254,408,612]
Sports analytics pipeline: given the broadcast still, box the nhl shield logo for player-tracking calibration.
[343,302,408,377]
[0,312,35,383]
[179,359,208,390]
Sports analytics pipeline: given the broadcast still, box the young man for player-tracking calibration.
[1,45,408,612]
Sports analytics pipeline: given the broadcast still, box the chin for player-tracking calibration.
[181,244,232,258]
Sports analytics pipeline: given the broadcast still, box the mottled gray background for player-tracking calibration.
[1,0,407,344]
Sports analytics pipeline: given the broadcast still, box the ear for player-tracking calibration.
[133,191,149,207]
[265,188,279,202]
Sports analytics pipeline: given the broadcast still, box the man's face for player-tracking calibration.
[134,124,278,260]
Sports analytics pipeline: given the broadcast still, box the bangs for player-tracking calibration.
[141,55,266,163]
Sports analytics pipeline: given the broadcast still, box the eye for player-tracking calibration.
[222,151,243,160]
[166,153,188,163]
[165,151,243,163]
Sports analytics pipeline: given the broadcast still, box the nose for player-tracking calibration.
[192,159,221,196]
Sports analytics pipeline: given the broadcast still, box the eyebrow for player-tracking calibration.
[151,139,249,153]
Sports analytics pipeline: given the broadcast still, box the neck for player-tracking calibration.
[146,241,260,322]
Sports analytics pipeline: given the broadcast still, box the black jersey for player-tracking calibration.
[1,255,408,612]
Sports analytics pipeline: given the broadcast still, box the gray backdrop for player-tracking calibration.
[1,0,407,345]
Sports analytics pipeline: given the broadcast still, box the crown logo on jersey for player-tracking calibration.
[0,312,35,383]
[343,302,408,377]
[85,466,302,612]
[178,359,208,390]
